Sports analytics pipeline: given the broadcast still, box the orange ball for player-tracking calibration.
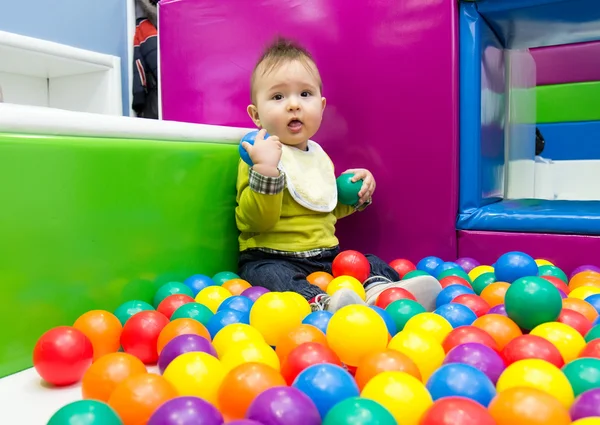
[562,298,599,323]
[488,386,571,425]
[217,362,286,420]
[73,310,122,361]
[222,279,252,296]
[480,282,510,307]
[275,324,328,361]
[107,373,177,425]
[157,318,211,354]
[307,271,334,292]
[354,349,421,390]
[569,271,600,291]
[81,352,147,402]
[472,314,522,350]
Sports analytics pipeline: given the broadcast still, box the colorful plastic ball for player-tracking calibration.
[434,303,477,328]
[375,287,416,309]
[370,306,398,336]
[212,271,240,285]
[292,363,360,418]
[570,388,600,421]
[504,276,562,330]
[452,294,490,317]
[571,286,600,301]
[157,318,211,354]
[565,298,599,322]
[539,264,568,283]
[336,173,363,206]
[120,310,169,364]
[480,281,510,307]
[573,419,600,425]
[361,371,433,425]
[531,321,587,363]
[426,363,496,406]
[220,340,280,372]
[558,308,592,336]
[206,309,248,339]
[280,341,342,385]
[587,325,600,342]
[471,272,496,295]
[275,324,327,361]
[153,282,194,308]
[444,342,506,383]
[570,271,600,291]
[332,250,371,283]
[388,330,445,381]
[563,357,600,397]
[326,304,388,366]
[212,323,265,358]
[436,284,475,308]
[535,258,554,266]
[417,256,443,274]
[307,271,334,291]
[33,326,93,386]
[442,325,499,353]
[472,314,523,350]
[354,349,421,390]
[488,386,571,425]
[73,310,122,361]
[455,257,480,273]
[246,386,321,425]
[322,397,395,425]
[47,400,123,425]
[326,275,366,300]
[157,294,195,320]
[158,334,216,374]
[419,396,495,425]
[541,275,571,294]
[586,294,600,315]
[433,262,461,278]
[488,303,507,315]
[217,362,286,420]
[113,300,154,326]
[148,396,223,425]
[195,286,232,313]
[496,358,575,408]
[241,286,270,301]
[389,258,416,278]
[502,334,564,367]
[222,279,252,296]
[250,292,309,347]
[228,421,263,425]
[108,373,178,425]
[439,275,473,290]
[403,312,452,344]
[82,352,147,402]
[468,265,495,281]
[385,299,426,332]
[302,310,333,334]
[572,265,600,278]
[403,270,430,280]
[437,267,472,283]
[170,302,214,326]
[494,251,538,283]
[183,274,216,297]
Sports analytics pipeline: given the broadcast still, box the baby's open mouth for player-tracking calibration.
[288,119,303,132]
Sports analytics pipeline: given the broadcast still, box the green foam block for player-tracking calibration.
[536,81,600,123]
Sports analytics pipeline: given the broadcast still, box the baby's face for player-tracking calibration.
[248,60,326,149]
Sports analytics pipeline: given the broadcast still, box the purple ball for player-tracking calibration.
[488,304,507,316]
[443,342,506,384]
[558,289,568,299]
[571,265,600,279]
[455,257,480,273]
[158,334,217,374]
[246,386,321,425]
[148,396,223,425]
[228,421,264,425]
[570,388,600,421]
[241,286,270,302]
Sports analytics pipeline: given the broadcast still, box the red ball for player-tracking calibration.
[580,339,600,359]
[332,250,371,283]
[280,342,342,385]
[439,275,473,290]
[33,326,93,386]
[501,334,564,368]
[442,326,499,353]
[558,308,592,337]
[420,397,496,425]
[452,294,490,317]
[157,294,195,319]
[120,310,169,364]
[389,259,416,278]
[540,275,571,294]
[375,287,416,309]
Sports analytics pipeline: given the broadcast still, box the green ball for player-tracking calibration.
[385,299,426,332]
[538,265,568,283]
[336,173,362,205]
[47,400,123,425]
[437,268,472,283]
[212,271,240,285]
[402,270,430,280]
[170,302,214,326]
[472,272,496,295]
[323,397,395,425]
[113,300,154,326]
[562,357,600,396]
[153,281,194,308]
[586,325,600,343]
[504,276,562,331]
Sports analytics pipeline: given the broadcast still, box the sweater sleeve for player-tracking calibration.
[235,161,285,233]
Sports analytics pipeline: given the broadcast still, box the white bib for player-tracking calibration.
[278,141,338,212]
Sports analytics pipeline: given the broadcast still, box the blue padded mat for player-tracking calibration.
[538,122,600,161]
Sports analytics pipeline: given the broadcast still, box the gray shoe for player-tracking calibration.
[310,288,367,313]
[365,275,442,312]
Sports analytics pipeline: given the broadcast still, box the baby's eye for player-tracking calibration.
[272,94,283,100]
[301,91,311,97]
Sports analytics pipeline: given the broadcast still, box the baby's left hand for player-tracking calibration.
[342,168,376,205]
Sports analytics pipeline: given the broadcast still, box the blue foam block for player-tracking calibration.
[538,121,600,161]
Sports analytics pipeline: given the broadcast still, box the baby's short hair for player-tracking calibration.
[250,36,322,101]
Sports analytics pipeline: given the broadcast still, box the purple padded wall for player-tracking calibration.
[531,41,600,85]
[159,0,459,262]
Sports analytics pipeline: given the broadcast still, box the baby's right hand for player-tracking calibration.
[242,129,282,176]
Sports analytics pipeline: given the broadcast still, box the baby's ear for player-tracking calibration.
[321,97,327,112]
[247,104,261,127]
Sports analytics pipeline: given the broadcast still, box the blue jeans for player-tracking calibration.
[238,246,400,300]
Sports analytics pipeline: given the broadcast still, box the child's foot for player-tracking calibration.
[310,288,367,313]
[364,275,442,312]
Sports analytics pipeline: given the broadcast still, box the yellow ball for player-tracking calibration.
[361,371,433,425]
[195,286,232,313]
[326,304,388,366]
[530,321,586,363]
[326,275,366,301]
[250,292,306,346]
[283,291,312,318]
[219,340,280,372]
[573,419,600,425]
[163,351,226,406]
[569,286,600,300]
[403,312,453,344]
[496,358,574,408]
[535,259,554,267]
[388,330,445,382]
[212,323,265,358]
[468,265,494,281]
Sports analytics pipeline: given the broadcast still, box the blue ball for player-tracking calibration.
[218,295,253,315]
[302,311,333,335]
[494,251,538,283]
[239,130,270,166]
[292,363,360,418]
[594,315,600,327]
[433,261,462,278]
[434,303,477,328]
[370,305,398,336]
[436,284,476,308]
[586,294,600,315]
[183,274,216,297]
[426,363,496,407]
[206,309,248,338]
[417,256,443,274]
